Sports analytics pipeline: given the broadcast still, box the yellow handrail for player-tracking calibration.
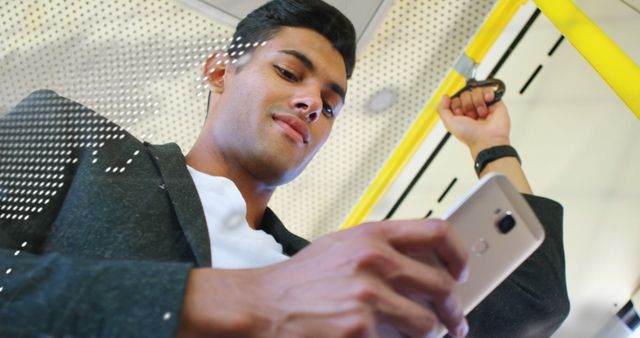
[533,0,640,119]
[340,0,528,230]
[466,0,529,63]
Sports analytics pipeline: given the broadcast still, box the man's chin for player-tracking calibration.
[252,138,311,185]
[248,156,304,186]
[263,164,304,186]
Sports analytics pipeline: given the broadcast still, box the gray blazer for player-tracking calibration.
[0,90,569,338]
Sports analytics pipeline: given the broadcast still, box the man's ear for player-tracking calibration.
[204,52,231,94]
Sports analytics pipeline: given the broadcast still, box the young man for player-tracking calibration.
[0,0,569,337]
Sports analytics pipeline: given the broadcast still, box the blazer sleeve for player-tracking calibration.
[460,194,571,338]
[0,90,193,338]
[0,248,192,338]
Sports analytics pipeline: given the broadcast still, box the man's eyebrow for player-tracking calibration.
[279,49,315,72]
[330,83,346,105]
[278,49,346,104]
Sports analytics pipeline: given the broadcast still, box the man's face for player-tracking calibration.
[206,27,348,186]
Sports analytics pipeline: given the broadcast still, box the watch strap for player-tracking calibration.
[474,145,521,176]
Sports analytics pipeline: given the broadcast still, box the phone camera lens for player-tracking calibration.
[497,212,516,234]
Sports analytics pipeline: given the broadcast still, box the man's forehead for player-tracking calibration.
[260,28,348,84]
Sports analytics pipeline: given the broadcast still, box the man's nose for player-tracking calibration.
[292,92,322,123]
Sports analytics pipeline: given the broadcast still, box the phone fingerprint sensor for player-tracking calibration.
[472,239,490,256]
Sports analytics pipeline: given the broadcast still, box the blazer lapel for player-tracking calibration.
[145,142,212,267]
[260,208,310,256]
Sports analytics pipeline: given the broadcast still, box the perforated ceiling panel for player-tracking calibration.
[0,0,497,240]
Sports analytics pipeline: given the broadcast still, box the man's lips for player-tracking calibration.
[273,113,310,144]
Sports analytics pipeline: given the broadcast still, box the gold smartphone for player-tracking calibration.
[379,173,545,338]
[442,172,545,317]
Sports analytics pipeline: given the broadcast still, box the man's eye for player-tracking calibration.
[275,66,299,81]
[323,101,335,117]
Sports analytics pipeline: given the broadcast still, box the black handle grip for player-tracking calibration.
[451,78,506,106]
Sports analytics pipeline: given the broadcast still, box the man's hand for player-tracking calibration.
[178,219,470,338]
[437,86,533,194]
[438,87,511,159]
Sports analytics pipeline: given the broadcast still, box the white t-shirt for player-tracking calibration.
[187,165,290,269]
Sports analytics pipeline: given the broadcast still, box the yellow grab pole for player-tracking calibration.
[340,0,528,230]
[466,0,528,62]
[533,0,640,119]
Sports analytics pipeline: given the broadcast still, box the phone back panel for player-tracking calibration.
[442,173,545,315]
[378,174,545,338]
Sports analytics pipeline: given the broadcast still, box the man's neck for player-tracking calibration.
[185,140,275,230]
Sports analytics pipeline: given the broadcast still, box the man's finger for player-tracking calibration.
[375,246,461,299]
[449,96,464,116]
[373,219,468,283]
[460,91,476,119]
[384,251,468,338]
[434,295,469,338]
[471,87,488,118]
[438,95,454,121]
[364,278,441,337]
[483,86,495,104]
[364,250,467,338]
[438,96,457,133]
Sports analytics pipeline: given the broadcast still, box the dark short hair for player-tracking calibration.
[229,0,356,79]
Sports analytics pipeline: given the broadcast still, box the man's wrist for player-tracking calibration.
[178,268,268,338]
[468,138,511,159]
[473,145,521,177]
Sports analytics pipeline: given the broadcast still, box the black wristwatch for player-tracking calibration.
[474,145,521,177]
